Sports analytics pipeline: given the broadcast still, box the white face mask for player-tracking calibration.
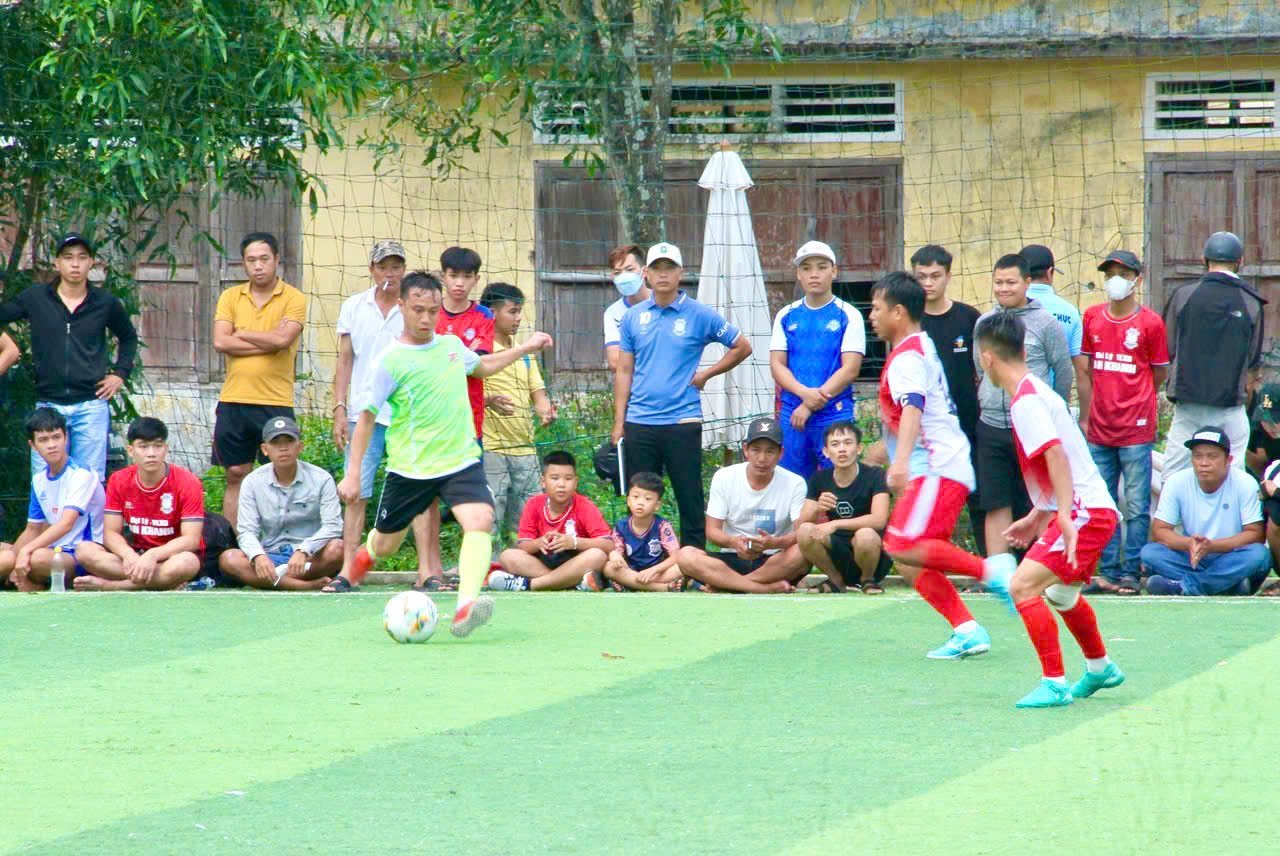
[1104,275,1135,301]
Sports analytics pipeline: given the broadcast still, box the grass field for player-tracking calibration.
[3,590,1278,855]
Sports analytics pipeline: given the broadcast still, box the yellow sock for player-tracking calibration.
[364,531,382,562]
[457,530,491,606]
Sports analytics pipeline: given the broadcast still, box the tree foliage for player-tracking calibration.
[381,0,777,244]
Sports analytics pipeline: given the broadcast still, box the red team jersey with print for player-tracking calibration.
[437,301,494,438]
[1080,304,1169,447]
[518,493,612,542]
[1010,374,1117,514]
[878,331,975,490]
[105,464,206,551]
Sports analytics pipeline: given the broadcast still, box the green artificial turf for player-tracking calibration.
[2,591,1278,854]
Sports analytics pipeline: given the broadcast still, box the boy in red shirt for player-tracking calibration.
[75,417,205,590]
[976,312,1126,709]
[490,450,613,590]
[421,246,496,582]
[1080,250,1169,594]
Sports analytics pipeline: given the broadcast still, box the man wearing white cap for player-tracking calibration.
[769,240,865,479]
[611,242,752,550]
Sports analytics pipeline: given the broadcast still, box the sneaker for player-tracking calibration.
[1015,678,1074,708]
[981,553,1017,614]
[1070,662,1126,699]
[348,546,376,585]
[1145,574,1183,596]
[450,595,495,638]
[926,624,992,660]
[184,576,218,591]
[486,570,530,592]
[577,570,607,592]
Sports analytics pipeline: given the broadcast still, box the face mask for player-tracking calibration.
[613,271,643,297]
[1104,275,1135,301]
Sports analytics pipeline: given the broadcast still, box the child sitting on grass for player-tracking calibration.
[489,450,613,591]
[593,471,682,591]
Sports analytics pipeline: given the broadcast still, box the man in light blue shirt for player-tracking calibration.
[1021,244,1090,424]
[1140,426,1271,595]
[610,242,753,549]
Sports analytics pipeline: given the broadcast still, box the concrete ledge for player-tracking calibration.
[366,570,939,589]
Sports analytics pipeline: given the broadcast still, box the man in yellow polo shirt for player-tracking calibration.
[212,231,307,529]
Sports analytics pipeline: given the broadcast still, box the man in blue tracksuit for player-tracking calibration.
[769,240,866,479]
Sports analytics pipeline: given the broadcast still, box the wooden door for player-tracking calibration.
[534,158,902,384]
[1147,154,1280,371]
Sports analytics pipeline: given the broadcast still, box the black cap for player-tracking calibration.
[56,233,94,256]
[744,417,784,447]
[262,416,302,442]
[1018,244,1057,277]
[1097,250,1142,274]
[1184,426,1230,453]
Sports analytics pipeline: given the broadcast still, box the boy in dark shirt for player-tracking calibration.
[601,471,682,591]
[796,421,891,592]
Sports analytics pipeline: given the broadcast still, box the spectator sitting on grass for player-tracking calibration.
[74,417,204,591]
[1140,427,1272,596]
[796,421,891,593]
[217,416,344,590]
[0,407,105,591]
[598,471,682,592]
[676,418,809,593]
[489,450,614,591]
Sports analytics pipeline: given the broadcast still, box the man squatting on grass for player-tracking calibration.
[338,271,552,637]
[218,416,345,590]
[0,408,105,591]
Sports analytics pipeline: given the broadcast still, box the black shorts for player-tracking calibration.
[828,530,892,584]
[974,420,1032,514]
[540,550,578,570]
[1264,496,1280,526]
[374,462,492,534]
[707,551,770,575]
[212,403,294,468]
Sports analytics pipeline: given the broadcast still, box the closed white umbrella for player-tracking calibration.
[696,147,775,449]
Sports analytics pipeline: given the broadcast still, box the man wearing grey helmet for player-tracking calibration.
[1161,231,1266,483]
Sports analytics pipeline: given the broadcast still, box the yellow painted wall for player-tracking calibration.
[300,53,1280,404]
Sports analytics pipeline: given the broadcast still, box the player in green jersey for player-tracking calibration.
[334,271,552,637]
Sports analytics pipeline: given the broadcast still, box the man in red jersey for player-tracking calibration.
[1080,250,1169,595]
[75,417,204,590]
[419,246,496,581]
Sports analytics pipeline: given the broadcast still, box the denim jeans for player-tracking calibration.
[32,398,109,480]
[1139,542,1272,595]
[1088,442,1153,583]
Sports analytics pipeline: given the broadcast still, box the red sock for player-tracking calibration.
[915,539,986,580]
[1056,596,1107,660]
[914,568,974,627]
[1016,597,1064,678]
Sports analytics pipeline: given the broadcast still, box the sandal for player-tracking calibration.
[861,581,885,595]
[321,576,357,593]
[414,576,457,593]
[814,579,845,593]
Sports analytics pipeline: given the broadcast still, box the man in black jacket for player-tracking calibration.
[1162,231,1266,483]
[0,233,138,480]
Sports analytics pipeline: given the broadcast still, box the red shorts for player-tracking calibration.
[883,476,970,553]
[1025,507,1118,584]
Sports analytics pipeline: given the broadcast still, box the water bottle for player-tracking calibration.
[49,546,69,593]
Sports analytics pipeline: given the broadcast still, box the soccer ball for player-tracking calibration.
[383,591,439,643]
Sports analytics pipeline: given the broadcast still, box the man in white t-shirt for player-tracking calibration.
[1141,427,1271,595]
[676,418,808,592]
[330,240,440,590]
